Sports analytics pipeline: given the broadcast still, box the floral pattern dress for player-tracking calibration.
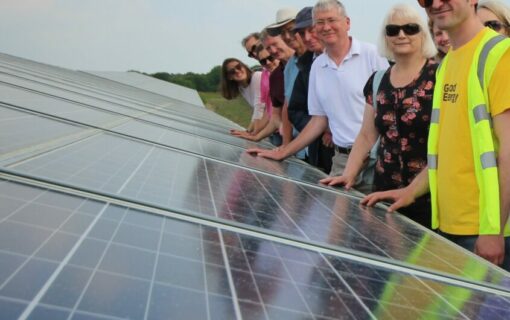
[363,60,438,228]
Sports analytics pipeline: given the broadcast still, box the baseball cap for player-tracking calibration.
[293,7,313,31]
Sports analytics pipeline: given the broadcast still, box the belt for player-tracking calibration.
[336,145,352,154]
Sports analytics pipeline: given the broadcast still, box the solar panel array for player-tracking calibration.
[1,51,510,320]
[86,71,205,108]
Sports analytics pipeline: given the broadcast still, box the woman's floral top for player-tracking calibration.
[363,60,438,228]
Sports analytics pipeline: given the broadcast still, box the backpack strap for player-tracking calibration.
[372,69,386,111]
[368,69,387,160]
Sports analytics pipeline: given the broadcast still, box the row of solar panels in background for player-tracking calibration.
[1,51,510,320]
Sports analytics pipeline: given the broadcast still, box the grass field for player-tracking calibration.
[199,91,252,128]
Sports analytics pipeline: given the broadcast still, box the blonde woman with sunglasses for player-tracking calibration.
[324,3,437,228]
[365,0,510,270]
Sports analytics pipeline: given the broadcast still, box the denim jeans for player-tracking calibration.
[292,128,307,160]
[437,230,510,271]
[269,133,282,147]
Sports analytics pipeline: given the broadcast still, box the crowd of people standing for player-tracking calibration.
[220,0,510,271]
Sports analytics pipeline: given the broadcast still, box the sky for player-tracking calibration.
[0,0,508,75]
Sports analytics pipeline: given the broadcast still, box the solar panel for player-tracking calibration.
[1,52,510,320]
[86,71,205,108]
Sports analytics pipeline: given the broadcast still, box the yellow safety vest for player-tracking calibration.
[428,30,510,234]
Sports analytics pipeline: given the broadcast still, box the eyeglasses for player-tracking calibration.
[417,0,433,8]
[296,26,315,39]
[484,20,509,32]
[385,23,421,37]
[227,64,243,77]
[315,17,341,28]
[247,44,257,58]
[259,56,275,66]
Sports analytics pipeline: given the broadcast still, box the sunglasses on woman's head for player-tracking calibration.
[484,20,508,32]
[227,64,243,76]
[385,23,421,37]
[259,56,275,66]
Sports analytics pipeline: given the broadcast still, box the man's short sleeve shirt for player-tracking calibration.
[307,38,389,147]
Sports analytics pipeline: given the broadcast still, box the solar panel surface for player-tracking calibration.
[1,52,510,320]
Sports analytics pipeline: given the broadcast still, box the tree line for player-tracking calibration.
[149,66,221,92]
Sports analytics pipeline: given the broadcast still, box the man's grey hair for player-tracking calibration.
[241,32,260,47]
[259,29,270,43]
[312,0,347,21]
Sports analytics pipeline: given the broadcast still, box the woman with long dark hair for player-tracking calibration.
[220,58,268,134]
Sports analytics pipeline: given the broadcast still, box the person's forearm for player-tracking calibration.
[499,151,510,235]
[247,121,254,132]
[342,129,377,179]
[341,105,378,178]
[498,137,510,235]
[281,103,293,145]
[494,111,510,234]
[407,168,430,199]
[279,116,328,158]
[252,117,280,141]
[252,114,269,135]
[253,107,283,141]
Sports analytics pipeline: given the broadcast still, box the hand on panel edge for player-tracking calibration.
[475,234,505,266]
[230,129,257,141]
[319,175,355,190]
[360,187,416,213]
[246,147,287,161]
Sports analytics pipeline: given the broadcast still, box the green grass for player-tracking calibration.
[199,91,252,128]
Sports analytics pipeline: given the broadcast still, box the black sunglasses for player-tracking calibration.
[247,44,257,58]
[227,64,243,76]
[259,56,275,66]
[417,0,433,8]
[484,20,508,32]
[385,23,421,37]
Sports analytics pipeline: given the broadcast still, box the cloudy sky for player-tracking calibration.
[1,0,508,74]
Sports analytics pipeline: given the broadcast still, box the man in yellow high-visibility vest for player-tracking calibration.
[362,0,510,271]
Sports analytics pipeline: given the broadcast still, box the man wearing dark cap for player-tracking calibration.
[287,6,334,172]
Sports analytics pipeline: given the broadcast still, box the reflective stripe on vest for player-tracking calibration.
[428,30,510,234]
